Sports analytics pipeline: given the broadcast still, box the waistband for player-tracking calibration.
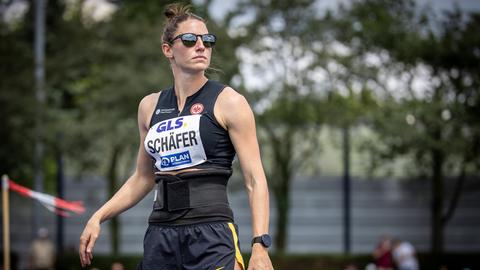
[153,169,232,212]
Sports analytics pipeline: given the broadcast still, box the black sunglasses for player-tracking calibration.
[170,33,216,48]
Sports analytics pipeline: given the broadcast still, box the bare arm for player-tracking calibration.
[216,88,273,270]
[79,93,157,267]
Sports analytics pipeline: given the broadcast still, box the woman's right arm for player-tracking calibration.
[79,94,157,267]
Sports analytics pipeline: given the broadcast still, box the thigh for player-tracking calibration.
[181,222,245,270]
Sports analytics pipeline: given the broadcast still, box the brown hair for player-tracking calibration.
[162,3,205,44]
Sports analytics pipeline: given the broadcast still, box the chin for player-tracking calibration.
[185,64,209,73]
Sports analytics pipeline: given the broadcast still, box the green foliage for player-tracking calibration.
[337,2,480,178]
[330,0,480,257]
[0,19,35,182]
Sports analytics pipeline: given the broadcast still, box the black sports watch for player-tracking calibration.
[251,234,272,248]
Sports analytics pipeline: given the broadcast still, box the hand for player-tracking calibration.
[247,244,274,270]
[79,217,101,267]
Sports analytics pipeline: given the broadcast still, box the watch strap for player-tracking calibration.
[251,236,263,246]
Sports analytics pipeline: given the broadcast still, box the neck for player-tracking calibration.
[172,69,208,109]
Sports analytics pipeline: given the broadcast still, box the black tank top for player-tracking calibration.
[145,80,236,172]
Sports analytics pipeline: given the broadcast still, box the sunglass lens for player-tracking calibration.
[181,34,197,47]
[202,34,216,48]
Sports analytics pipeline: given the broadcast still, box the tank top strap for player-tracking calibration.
[149,87,176,128]
[191,80,226,115]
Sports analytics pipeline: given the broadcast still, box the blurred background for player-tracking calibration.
[1,0,479,269]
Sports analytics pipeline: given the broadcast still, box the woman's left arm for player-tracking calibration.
[216,87,273,270]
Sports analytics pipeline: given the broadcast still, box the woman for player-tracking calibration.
[79,3,274,270]
[373,236,394,270]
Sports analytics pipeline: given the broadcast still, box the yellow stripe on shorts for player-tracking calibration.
[228,222,245,270]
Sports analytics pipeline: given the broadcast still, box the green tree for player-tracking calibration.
[333,0,480,262]
[0,12,36,182]
[0,0,98,188]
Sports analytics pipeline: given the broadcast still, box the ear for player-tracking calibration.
[162,43,174,59]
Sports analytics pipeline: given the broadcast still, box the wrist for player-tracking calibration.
[251,234,272,248]
[90,213,103,224]
[251,243,269,252]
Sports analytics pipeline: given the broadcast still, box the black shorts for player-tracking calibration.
[137,222,245,270]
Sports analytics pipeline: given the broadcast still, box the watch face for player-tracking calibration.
[261,234,272,247]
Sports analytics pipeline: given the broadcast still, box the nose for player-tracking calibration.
[195,38,206,50]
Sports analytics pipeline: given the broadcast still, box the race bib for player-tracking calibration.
[144,115,207,171]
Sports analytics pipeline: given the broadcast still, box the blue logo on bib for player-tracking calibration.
[160,151,192,169]
[157,118,184,133]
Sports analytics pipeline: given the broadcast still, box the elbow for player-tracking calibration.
[244,173,269,196]
[244,179,254,194]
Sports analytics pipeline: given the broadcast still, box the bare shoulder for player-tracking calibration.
[217,87,250,110]
[138,92,160,128]
[139,92,159,111]
[216,87,253,129]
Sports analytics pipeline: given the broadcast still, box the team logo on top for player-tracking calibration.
[190,103,204,115]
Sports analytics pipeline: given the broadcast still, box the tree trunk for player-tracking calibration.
[270,131,292,254]
[273,168,291,254]
[107,145,122,255]
[431,146,444,267]
[342,126,351,254]
[442,164,466,225]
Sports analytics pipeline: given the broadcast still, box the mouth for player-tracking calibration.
[193,56,207,60]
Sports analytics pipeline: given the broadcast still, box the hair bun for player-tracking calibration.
[164,3,191,20]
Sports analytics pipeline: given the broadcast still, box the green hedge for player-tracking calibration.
[56,253,480,270]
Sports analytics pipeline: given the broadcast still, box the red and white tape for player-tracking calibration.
[3,176,85,217]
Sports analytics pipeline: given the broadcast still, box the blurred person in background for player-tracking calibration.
[79,2,273,270]
[392,239,419,270]
[344,263,358,270]
[372,235,394,270]
[29,227,55,270]
[110,262,124,270]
